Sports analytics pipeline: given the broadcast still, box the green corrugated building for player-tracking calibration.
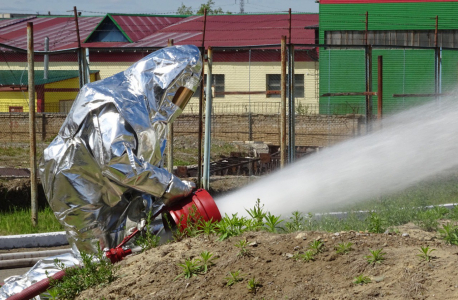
[319,0,458,115]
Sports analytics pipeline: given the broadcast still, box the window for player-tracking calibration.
[193,74,225,98]
[59,100,74,113]
[266,74,304,98]
[9,106,23,113]
[325,30,458,48]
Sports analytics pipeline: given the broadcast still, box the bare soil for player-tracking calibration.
[78,223,458,300]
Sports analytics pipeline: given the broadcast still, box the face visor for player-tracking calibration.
[172,86,194,111]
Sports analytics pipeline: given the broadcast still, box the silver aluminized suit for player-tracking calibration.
[39,45,202,254]
[0,45,201,300]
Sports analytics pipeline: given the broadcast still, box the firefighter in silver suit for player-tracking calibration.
[39,45,202,254]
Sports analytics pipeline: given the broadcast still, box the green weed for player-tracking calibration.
[247,276,260,294]
[439,222,458,245]
[335,242,353,255]
[245,198,267,231]
[197,251,218,273]
[365,248,386,264]
[199,218,217,237]
[217,213,247,241]
[225,270,244,286]
[366,212,386,233]
[309,240,324,255]
[417,246,436,262]
[293,250,315,262]
[174,258,202,280]
[135,211,161,252]
[414,209,440,232]
[353,274,371,285]
[263,212,284,233]
[48,246,117,300]
[235,239,251,258]
[284,211,305,232]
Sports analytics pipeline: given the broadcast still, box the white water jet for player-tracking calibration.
[216,95,458,218]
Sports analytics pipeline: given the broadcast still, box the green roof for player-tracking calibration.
[0,70,99,86]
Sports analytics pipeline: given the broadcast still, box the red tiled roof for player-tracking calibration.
[0,16,103,51]
[0,13,318,50]
[110,15,185,42]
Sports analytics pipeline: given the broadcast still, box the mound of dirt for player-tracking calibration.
[78,224,458,300]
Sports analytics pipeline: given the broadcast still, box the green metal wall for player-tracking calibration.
[319,2,458,43]
[319,2,458,115]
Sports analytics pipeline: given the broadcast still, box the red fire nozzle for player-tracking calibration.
[167,188,222,231]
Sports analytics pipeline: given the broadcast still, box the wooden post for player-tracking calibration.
[27,22,38,227]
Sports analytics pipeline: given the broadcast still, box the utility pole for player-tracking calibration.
[240,0,245,14]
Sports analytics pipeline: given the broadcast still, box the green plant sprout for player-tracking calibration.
[353,274,371,285]
[247,276,260,294]
[263,212,284,233]
[365,248,386,264]
[284,211,305,232]
[225,270,244,286]
[135,211,161,252]
[174,258,201,280]
[366,212,386,233]
[335,242,353,255]
[439,222,458,245]
[199,218,217,237]
[217,213,247,241]
[235,239,252,258]
[47,244,118,300]
[197,251,217,273]
[293,250,315,262]
[246,198,267,230]
[417,246,436,262]
[309,240,324,254]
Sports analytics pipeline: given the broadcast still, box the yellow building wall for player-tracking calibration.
[0,73,97,113]
[185,61,320,114]
[0,61,319,114]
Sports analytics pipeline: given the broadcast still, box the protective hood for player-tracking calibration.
[59,45,202,138]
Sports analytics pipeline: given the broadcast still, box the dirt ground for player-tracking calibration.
[77,223,458,300]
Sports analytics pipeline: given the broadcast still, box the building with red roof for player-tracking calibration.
[0,13,319,113]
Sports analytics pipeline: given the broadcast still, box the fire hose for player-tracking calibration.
[6,189,221,300]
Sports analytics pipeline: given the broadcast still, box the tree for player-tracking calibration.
[176,1,231,15]
[177,3,193,15]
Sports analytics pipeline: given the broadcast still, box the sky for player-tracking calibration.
[0,0,318,16]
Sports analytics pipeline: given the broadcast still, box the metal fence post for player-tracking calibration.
[167,39,174,174]
[378,56,383,120]
[288,43,295,162]
[203,47,213,190]
[280,36,287,168]
[365,45,373,132]
[27,22,38,227]
[248,48,252,141]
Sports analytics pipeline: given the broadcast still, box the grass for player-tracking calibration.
[365,249,386,264]
[417,246,436,262]
[0,206,63,235]
[48,246,118,300]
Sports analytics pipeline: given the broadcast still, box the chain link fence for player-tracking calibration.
[1,43,458,174]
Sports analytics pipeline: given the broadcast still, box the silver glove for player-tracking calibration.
[162,176,196,206]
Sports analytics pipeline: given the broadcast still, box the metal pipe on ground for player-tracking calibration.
[0,257,48,269]
[0,249,72,261]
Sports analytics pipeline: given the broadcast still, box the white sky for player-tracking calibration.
[0,0,318,16]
